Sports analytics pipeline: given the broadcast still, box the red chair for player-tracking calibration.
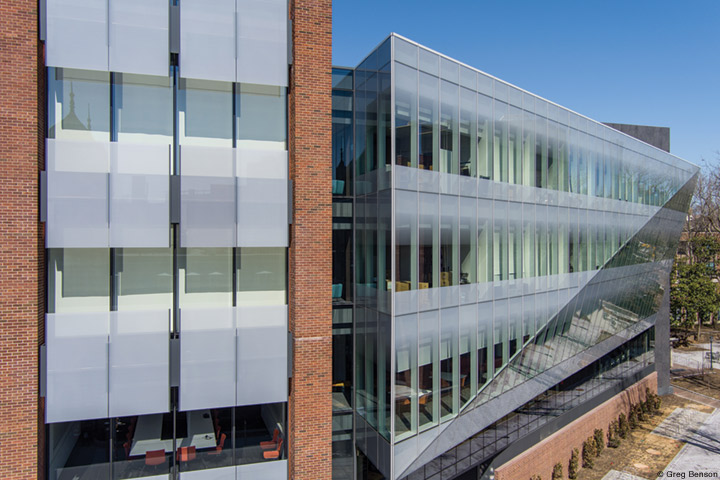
[263,438,283,460]
[260,428,280,450]
[208,433,226,455]
[145,449,166,466]
[177,446,196,462]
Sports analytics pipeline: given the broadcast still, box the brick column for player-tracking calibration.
[288,0,333,479]
[0,1,45,479]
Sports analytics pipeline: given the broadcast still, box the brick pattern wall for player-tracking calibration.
[288,0,333,479]
[495,372,658,480]
[0,1,45,479]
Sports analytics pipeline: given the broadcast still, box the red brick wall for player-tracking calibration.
[0,1,45,479]
[288,0,333,479]
[495,372,658,480]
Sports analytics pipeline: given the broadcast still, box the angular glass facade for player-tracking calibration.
[352,34,697,480]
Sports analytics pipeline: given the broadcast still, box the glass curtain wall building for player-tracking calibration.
[42,1,291,479]
[351,34,697,480]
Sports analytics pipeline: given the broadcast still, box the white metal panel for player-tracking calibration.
[237,459,287,480]
[109,143,170,247]
[109,310,170,417]
[236,149,288,247]
[236,0,288,86]
[109,0,169,76]
[236,305,287,406]
[179,466,236,480]
[46,0,109,71]
[179,308,236,411]
[46,139,109,248]
[46,312,109,423]
[180,0,236,82]
[180,145,236,247]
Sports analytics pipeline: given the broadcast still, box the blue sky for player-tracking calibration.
[332,0,720,168]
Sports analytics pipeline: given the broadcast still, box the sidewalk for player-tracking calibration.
[657,406,720,477]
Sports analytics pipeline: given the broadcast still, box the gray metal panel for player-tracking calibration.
[39,344,47,397]
[170,175,181,224]
[39,0,47,41]
[40,170,47,222]
[180,0,236,82]
[46,0,108,71]
[109,0,169,76]
[235,0,288,87]
[170,336,180,387]
[169,4,180,54]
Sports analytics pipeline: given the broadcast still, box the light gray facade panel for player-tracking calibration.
[46,0,108,71]
[179,308,236,411]
[236,459,288,480]
[180,145,236,247]
[236,150,289,247]
[180,466,236,480]
[236,305,288,406]
[180,0,236,82]
[109,0,169,76]
[46,312,109,423]
[108,310,170,417]
[236,0,288,87]
[109,143,170,248]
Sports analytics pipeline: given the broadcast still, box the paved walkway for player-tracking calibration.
[672,343,720,371]
[655,406,720,477]
[601,471,646,480]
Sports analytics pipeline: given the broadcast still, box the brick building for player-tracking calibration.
[0,3,696,480]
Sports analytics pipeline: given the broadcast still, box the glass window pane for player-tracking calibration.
[395,190,418,291]
[418,310,438,430]
[459,304,476,406]
[114,248,173,312]
[459,88,476,177]
[48,68,110,141]
[235,403,287,465]
[114,73,172,145]
[48,248,109,314]
[478,198,492,283]
[440,81,458,175]
[395,314,417,439]
[49,420,110,479]
[179,248,233,308]
[418,72,438,172]
[179,79,232,147]
[440,195,458,286]
[440,307,458,419]
[236,84,287,150]
[477,301,492,389]
[236,247,287,305]
[477,94,492,180]
[418,193,439,289]
[459,196,477,285]
[508,105,522,185]
[395,63,417,167]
